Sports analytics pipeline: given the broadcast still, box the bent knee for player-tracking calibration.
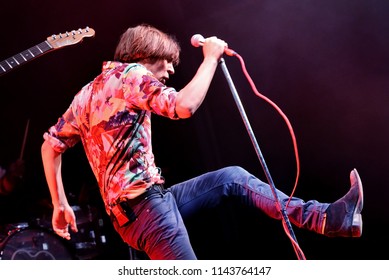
[216,166,252,183]
[220,166,249,176]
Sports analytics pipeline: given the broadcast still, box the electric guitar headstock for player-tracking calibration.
[47,27,95,49]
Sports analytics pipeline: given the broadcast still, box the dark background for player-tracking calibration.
[0,0,388,260]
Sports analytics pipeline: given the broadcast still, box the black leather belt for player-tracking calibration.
[111,184,165,227]
[119,184,164,208]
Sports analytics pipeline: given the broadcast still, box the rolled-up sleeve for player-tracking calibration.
[43,105,81,153]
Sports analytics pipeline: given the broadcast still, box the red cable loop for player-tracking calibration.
[232,52,306,259]
[233,52,300,208]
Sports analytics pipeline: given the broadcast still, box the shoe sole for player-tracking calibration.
[351,168,363,237]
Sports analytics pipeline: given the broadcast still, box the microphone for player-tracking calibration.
[190,34,236,56]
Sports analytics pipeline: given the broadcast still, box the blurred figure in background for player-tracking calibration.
[0,159,27,225]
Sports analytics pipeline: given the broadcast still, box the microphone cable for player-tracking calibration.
[191,34,300,207]
[227,49,305,260]
[191,34,306,259]
[232,51,300,209]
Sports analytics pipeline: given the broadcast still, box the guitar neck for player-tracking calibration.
[0,40,53,76]
[0,27,95,77]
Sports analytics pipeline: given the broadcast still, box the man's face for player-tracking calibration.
[143,59,175,85]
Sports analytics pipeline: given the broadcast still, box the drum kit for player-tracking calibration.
[0,120,146,260]
[0,119,113,260]
[0,205,109,260]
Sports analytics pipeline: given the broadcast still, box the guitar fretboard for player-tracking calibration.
[0,41,53,76]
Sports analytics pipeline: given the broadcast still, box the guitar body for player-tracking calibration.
[0,27,95,76]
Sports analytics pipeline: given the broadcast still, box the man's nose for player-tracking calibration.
[167,63,175,75]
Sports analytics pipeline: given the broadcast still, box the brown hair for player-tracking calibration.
[114,24,181,65]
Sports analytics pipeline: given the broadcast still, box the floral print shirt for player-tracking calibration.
[43,61,180,213]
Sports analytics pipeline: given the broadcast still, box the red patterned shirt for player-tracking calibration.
[43,61,179,212]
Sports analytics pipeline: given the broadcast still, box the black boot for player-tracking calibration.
[322,169,363,237]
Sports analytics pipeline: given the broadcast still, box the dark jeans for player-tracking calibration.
[112,166,329,260]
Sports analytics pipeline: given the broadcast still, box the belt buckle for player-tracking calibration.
[111,203,129,227]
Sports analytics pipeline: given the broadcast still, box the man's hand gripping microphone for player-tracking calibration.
[191,34,237,56]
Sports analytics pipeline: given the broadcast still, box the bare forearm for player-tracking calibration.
[175,36,227,118]
[175,57,219,118]
[41,141,69,208]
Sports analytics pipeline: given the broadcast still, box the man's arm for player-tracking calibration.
[175,37,227,118]
[41,140,77,239]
